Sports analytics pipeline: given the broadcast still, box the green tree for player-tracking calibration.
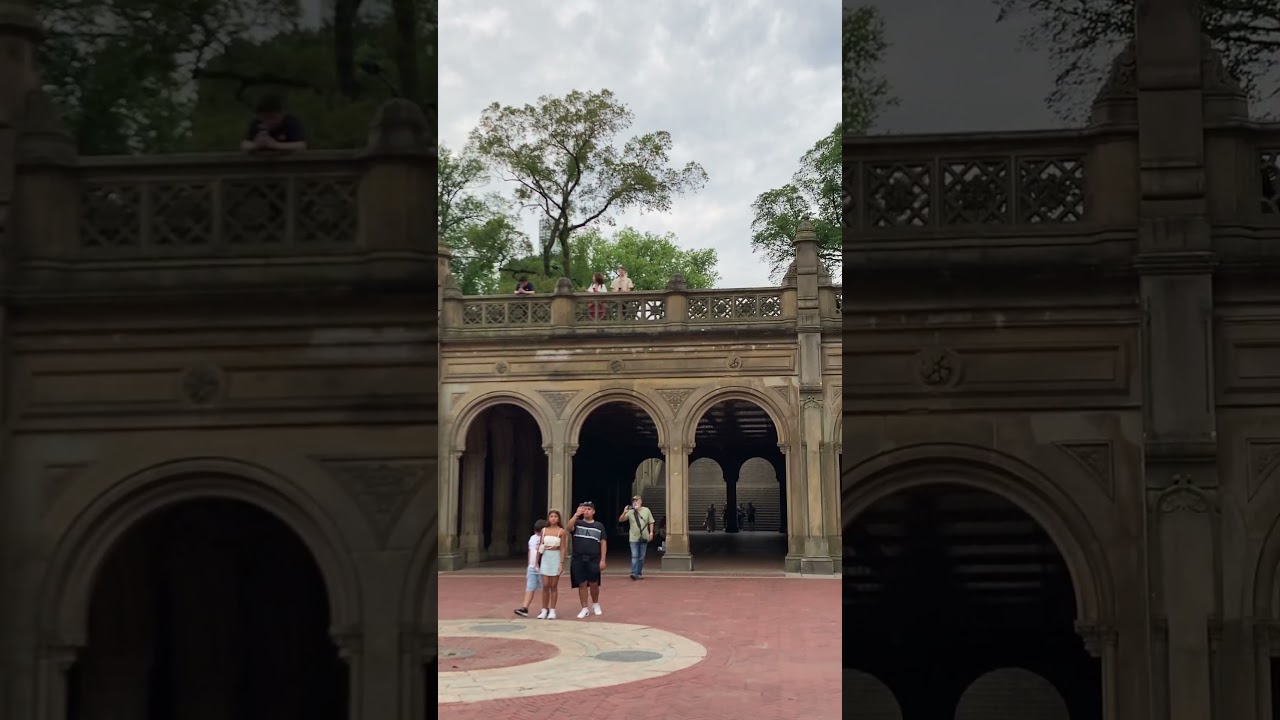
[497,227,718,294]
[994,0,1280,120]
[438,144,532,295]
[469,89,709,279]
[843,5,895,133]
[749,124,842,280]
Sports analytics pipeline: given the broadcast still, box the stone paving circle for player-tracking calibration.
[438,618,707,704]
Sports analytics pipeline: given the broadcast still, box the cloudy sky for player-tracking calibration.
[439,0,841,289]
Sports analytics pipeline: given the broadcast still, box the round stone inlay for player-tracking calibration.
[438,648,475,659]
[467,623,524,633]
[595,650,663,662]
[439,618,706,704]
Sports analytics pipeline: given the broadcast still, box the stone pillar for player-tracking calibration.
[490,411,515,557]
[724,467,739,533]
[780,443,804,573]
[1133,1,1214,719]
[438,449,463,570]
[662,444,693,571]
[514,433,536,543]
[459,425,488,565]
[823,440,842,562]
[799,394,833,574]
[545,442,574,518]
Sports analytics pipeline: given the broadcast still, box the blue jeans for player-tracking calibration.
[630,541,647,576]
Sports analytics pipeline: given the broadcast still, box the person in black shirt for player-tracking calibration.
[566,501,607,619]
[240,94,307,153]
[514,275,536,295]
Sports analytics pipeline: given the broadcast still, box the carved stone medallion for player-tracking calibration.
[916,348,959,388]
[537,390,577,419]
[494,361,509,375]
[727,355,742,370]
[656,388,695,414]
[608,359,625,373]
[180,364,224,406]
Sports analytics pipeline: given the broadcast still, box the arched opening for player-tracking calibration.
[955,667,1071,720]
[67,498,346,720]
[574,401,662,567]
[846,484,1100,720]
[845,669,904,719]
[689,399,786,569]
[457,404,548,566]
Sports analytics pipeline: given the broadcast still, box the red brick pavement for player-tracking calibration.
[438,575,841,720]
[438,636,560,671]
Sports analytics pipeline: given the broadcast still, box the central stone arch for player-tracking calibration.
[565,388,670,448]
[844,442,1114,625]
[677,385,792,448]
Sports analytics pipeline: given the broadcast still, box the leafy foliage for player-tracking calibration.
[438,144,533,295]
[496,227,718,294]
[843,5,896,133]
[994,0,1280,120]
[750,124,842,280]
[469,89,709,279]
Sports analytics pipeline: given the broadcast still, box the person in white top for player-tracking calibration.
[609,266,634,292]
[586,272,608,320]
[514,519,548,617]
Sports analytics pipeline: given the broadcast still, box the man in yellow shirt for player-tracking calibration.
[610,266,635,292]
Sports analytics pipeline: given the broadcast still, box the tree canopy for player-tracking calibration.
[38,0,436,155]
[469,89,709,279]
[495,227,718,295]
[750,123,842,281]
[843,4,895,133]
[994,0,1280,120]
[438,143,533,296]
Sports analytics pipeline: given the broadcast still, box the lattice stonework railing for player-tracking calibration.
[461,299,553,326]
[79,174,360,250]
[846,153,1087,230]
[574,295,666,323]
[687,292,782,320]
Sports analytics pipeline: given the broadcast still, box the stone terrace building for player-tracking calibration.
[438,226,841,574]
[0,7,437,720]
[844,2,1280,719]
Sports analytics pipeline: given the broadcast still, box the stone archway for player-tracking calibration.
[35,460,361,720]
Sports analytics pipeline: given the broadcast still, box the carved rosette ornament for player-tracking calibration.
[727,355,743,370]
[180,363,225,406]
[915,348,960,389]
[494,361,509,375]
[608,359,625,373]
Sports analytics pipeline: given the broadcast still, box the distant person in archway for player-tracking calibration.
[240,94,307,153]
[514,275,536,295]
[737,503,746,531]
[705,503,716,532]
[619,495,655,580]
[567,501,607,618]
[536,510,566,620]
[515,519,548,617]
[586,273,608,320]
[610,265,634,292]
[747,502,756,531]
[656,516,667,553]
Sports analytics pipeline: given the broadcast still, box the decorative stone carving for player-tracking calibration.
[42,462,90,508]
[1157,474,1212,514]
[608,359,625,373]
[916,348,959,388]
[494,361,509,375]
[727,355,742,370]
[1247,440,1280,498]
[771,385,792,406]
[656,388,695,414]
[801,396,822,410]
[324,459,429,544]
[537,390,577,419]
[1075,623,1117,658]
[180,364,224,406]
[1057,442,1114,498]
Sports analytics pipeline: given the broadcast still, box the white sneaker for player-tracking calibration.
[592,603,602,616]
[576,607,591,619]
[547,609,557,620]
[536,609,548,619]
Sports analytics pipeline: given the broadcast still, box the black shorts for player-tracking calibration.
[570,554,602,588]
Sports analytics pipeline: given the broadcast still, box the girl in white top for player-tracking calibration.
[586,273,608,320]
[537,510,565,619]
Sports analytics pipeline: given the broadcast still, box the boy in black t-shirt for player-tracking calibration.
[566,501,607,619]
[241,94,307,153]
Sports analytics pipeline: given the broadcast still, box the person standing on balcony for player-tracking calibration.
[587,272,608,320]
[241,94,307,153]
[610,266,634,292]
[514,275,536,295]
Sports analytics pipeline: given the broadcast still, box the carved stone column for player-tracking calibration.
[544,442,574,516]
[1078,623,1120,720]
[438,449,463,570]
[459,425,488,564]
[514,432,536,544]
[821,440,842,563]
[798,394,832,574]
[779,443,805,573]
[661,444,693,571]
[489,411,515,557]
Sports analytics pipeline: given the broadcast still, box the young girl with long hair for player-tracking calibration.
[537,509,566,619]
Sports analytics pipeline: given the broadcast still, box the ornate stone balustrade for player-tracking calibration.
[1253,125,1280,219]
[843,129,1110,235]
[444,282,841,335]
[74,152,362,253]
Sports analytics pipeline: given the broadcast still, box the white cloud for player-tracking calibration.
[439,0,841,288]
